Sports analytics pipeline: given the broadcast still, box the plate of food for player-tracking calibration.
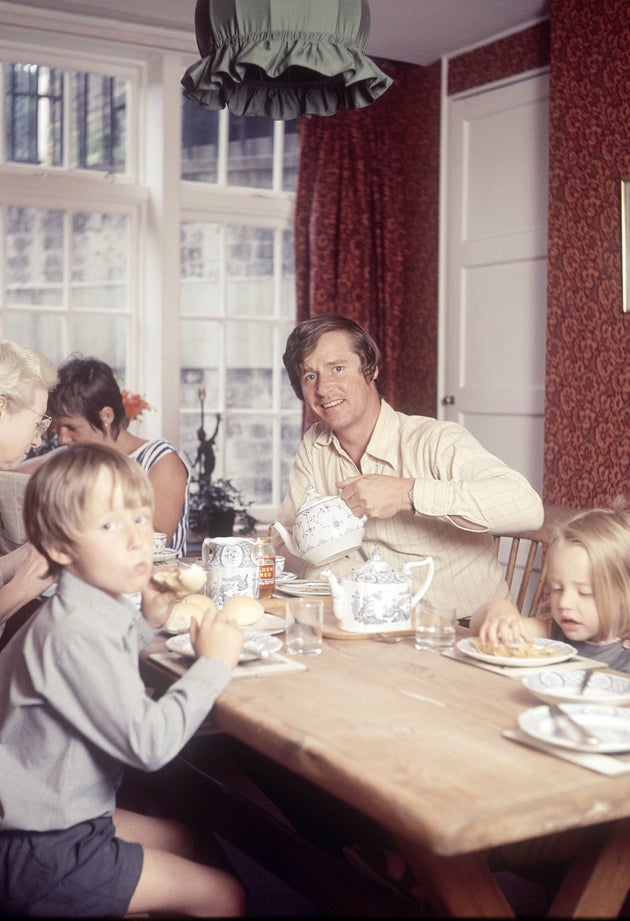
[163,593,286,636]
[523,670,630,706]
[518,703,630,753]
[166,631,283,663]
[457,636,577,667]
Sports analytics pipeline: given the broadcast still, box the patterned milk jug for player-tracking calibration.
[202,537,259,608]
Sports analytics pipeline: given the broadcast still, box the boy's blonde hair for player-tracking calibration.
[25,444,154,577]
[0,339,57,409]
[549,502,630,641]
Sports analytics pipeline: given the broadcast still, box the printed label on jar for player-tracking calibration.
[257,559,275,597]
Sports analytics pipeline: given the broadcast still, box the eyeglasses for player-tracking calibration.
[24,406,53,437]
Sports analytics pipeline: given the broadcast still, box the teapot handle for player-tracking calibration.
[407,556,435,606]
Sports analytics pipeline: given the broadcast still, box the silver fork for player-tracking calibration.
[548,703,600,747]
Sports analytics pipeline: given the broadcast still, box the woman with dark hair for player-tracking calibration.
[22,356,190,557]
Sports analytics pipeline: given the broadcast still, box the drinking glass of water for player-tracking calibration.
[414,601,456,651]
[285,599,324,655]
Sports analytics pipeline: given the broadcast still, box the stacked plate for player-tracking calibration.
[274,579,331,597]
[153,548,178,563]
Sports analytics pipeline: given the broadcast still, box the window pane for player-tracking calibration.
[226,321,273,410]
[181,97,219,183]
[181,317,223,405]
[5,63,64,166]
[281,229,296,318]
[281,368,297,411]
[226,414,273,504]
[281,416,302,494]
[4,64,127,173]
[227,114,274,189]
[226,226,274,316]
[283,118,299,192]
[71,314,128,372]
[71,72,127,173]
[181,221,222,316]
[4,310,65,365]
[71,212,129,310]
[6,206,64,306]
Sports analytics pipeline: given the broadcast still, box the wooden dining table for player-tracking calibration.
[140,591,630,918]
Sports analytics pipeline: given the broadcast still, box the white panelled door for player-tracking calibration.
[441,72,549,496]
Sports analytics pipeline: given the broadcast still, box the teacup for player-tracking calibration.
[153,532,167,555]
[275,555,285,579]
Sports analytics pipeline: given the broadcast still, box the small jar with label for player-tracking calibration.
[253,537,276,599]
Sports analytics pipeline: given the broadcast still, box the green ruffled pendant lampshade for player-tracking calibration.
[181,0,393,119]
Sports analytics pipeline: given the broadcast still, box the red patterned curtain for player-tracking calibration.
[294,59,441,424]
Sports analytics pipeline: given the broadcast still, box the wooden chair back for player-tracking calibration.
[495,502,580,616]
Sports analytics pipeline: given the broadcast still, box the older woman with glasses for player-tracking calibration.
[0,340,58,638]
[0,340,56,469]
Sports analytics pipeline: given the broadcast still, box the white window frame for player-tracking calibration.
[0,7,298,525]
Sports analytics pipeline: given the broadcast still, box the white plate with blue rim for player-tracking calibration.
[166,631,282,663]
[523,670,630,707]
[518,703,630,753]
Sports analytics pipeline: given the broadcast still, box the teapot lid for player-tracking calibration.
[346,547,408,585]
[300,484,335,506]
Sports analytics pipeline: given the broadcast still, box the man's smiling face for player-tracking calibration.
[300,331,380,438]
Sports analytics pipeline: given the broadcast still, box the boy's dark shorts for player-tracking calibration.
[0,815,143,917]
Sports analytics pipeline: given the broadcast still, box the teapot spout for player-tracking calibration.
[271,521,300,558]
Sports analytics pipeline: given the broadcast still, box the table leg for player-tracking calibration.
[547,818,630,918]
[396,836,515,918]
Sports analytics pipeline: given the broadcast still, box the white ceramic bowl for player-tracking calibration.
[523,670,630,707]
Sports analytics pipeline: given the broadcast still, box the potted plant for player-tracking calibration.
[188,475,257,539]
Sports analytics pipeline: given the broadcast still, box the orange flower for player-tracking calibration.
[121,389,153,421]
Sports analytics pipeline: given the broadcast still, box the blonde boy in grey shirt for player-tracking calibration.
[0,444,245,917]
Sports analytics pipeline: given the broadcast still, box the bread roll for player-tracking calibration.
[183,593,211,610]
[153,564,206,595]
[165,595,215,633]
[222,594,264,627]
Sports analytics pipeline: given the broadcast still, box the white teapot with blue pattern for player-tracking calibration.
[272,485,367,566]
[324,547,434,634]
